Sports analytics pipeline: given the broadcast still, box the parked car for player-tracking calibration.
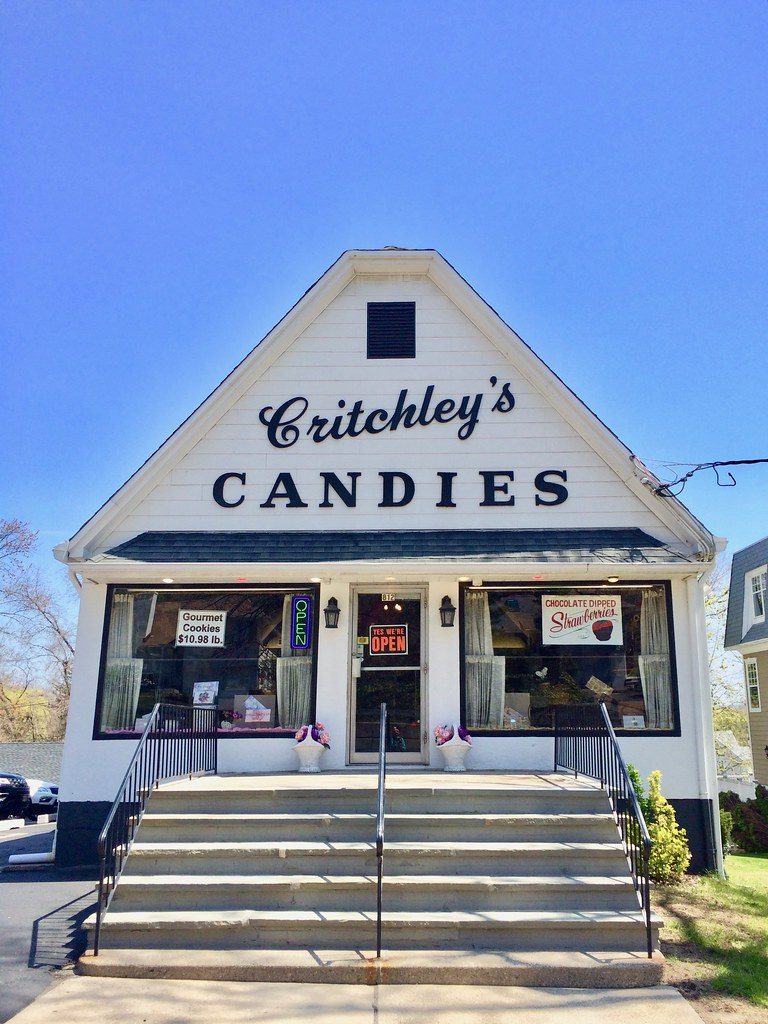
[26,779,59,817]
[0,773,31,819]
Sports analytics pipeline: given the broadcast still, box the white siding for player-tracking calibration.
[95,274,675,553]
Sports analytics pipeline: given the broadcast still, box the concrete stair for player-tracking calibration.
[81,771,663,986]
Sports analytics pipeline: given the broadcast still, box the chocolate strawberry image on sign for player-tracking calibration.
[592,619,614,642]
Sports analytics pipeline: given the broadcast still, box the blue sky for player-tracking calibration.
[2,1,767,579]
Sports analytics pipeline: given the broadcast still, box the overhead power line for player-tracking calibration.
[654,458,768,497]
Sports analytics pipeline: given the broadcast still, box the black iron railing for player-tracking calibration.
[375,701,387,959]
[554,702,654,958]
[93,702,217,955]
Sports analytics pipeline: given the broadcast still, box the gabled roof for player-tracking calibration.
[103,527,688,565]
[725,534,768,649]
[56,248,715,564]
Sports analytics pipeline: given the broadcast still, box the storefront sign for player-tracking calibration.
[541,595,623,646]
[176,609,227,647]
[257,379,516,449]
[369,624,408,655]
[290,595,312,650]
[211,468,569,510]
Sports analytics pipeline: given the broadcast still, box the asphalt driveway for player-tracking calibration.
[0,824,96,1024]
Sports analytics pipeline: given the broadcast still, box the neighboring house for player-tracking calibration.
[725,536,768,786]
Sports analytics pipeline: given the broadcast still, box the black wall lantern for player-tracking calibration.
[324,597,340,629]
[439,595,456,627]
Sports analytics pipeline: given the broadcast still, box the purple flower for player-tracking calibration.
[296,723,331,749]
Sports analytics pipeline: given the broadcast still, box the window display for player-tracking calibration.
[461,583,676,733]
[95,586,317,737]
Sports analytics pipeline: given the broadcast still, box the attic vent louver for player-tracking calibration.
[367,302,416,359]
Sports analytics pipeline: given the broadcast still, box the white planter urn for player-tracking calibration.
[436,727,471,772]
[293,731,326,773]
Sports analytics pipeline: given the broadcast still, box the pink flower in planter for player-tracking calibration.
[296,723,331,749]
[433,724,472,746]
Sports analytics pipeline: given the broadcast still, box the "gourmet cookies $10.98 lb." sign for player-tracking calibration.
[176,609,227,647]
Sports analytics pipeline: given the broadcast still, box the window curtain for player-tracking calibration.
[464,591,505,728]
[102,592,144,731]
[639,587,673,729]
[276,595,312,730]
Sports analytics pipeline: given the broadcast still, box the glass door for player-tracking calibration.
[349,587,427,764]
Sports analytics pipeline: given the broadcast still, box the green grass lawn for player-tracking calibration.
[656,852,768,1014]
[726,853,768,894]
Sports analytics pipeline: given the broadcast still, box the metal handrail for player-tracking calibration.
[93,702,217,955]
[554,701,654,958]
[375,702,387,959]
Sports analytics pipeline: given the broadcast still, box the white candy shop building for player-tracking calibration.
[53,249,722,981]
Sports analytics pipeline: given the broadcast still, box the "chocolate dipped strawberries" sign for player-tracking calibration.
[541,595,623,646]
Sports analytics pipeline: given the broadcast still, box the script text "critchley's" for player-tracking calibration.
[258,378,515,449]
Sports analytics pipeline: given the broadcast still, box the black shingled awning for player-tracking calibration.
[104,529,687,564]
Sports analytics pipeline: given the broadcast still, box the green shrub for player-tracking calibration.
[720,788,768,853]
[720,808,734,854]
[646,769,691,883]
[627,763,650,819]
[754,784,768,819]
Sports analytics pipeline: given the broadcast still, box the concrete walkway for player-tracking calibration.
[5,976,704,1024]
[0,825,96,1024]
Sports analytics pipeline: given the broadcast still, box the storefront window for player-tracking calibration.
[95,587,317,737]
[461,583,676,733]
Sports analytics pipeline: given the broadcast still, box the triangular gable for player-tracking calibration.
[58,249,714,563]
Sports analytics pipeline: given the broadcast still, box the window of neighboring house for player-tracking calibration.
[746,659,762,713]
[747,568,767,625]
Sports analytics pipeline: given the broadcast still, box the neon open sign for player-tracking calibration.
[290,595,312,650]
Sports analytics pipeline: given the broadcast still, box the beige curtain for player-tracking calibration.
[464,591,505,728]
[639,588,673,729]
[276,595,312,730]
[102,592,144,731]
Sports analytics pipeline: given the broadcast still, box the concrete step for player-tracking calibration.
[110,873,639,913]
[78,946,665,986]
[136,811,619,844]
[87,773,663,987]
[87,908,660,953]
[148,785,609,817]
[123,839,629,876]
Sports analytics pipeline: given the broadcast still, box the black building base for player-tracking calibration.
[670,797,719,873]
[55,801,112,868]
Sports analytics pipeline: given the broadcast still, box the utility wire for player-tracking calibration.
[654,458,768,497]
